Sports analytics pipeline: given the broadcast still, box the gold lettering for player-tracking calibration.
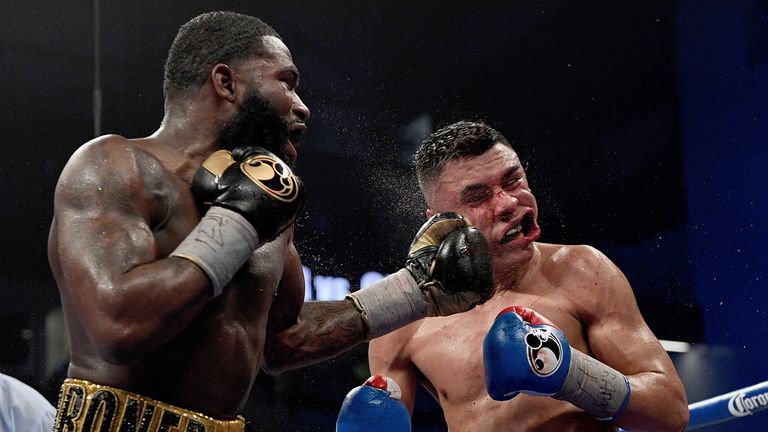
[81,389,118,432]
[118,397,156,432]
[157,410,181,432]
[54,384,85,432]
[184,419,206,432]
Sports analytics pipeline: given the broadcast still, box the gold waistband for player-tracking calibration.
[53,378,245,432]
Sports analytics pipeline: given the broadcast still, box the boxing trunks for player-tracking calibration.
[53,379,245,432]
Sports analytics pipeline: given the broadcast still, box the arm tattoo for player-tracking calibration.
[274,301,367,368]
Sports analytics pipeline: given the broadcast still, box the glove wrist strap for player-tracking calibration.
[171,206,260,297]
[346,269,427,340]
[553,349,631,422]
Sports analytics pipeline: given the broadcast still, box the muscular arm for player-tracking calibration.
[368,325,420,414]
[262,243,368,373]
[264,210,492,372]
[50,138,212,364]
[578,246,688,431]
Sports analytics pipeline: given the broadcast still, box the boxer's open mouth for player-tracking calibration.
[288,129,303,148]
[285,127,304,163]
[501,213,534,244]
[521,213,533,236]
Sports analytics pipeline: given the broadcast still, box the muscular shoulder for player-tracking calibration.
[55,135,162,211]
[539,243,621,284]
[61,135,161,178]
[539,243,634,319]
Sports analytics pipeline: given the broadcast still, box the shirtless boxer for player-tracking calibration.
[47,13,493,431]
[360,121,689,431]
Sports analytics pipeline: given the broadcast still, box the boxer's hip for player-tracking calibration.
[53,378,245,432]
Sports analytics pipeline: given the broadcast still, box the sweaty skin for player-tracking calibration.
[369,143,688,431]
[48,36,367,419]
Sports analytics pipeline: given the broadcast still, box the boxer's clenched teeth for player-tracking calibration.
[501,214,534,244]
[501,225,522,244]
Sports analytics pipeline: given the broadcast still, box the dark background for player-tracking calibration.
[0,1,766,431]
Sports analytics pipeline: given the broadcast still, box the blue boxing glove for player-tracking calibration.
[484,306,631,422]
[336,375,411,432]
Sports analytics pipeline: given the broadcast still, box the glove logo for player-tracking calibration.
[241,155,300,202]
[525,328,564,377]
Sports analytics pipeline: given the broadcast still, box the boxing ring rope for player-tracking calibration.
[685,379,768,430]
[617,379,768,431]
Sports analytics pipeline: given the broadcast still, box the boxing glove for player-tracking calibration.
[484,306,631,421]
[171,147,303,297]
[336,376,411,432]
[190,148,234,205]
[347,212,494,338]
[193,147,304,243]
[405,212,494,316]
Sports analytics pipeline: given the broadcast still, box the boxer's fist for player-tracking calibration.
[344,212,494,338]
[191,149,234,205]
[406,212,494,316]
[483,306,572,400]
[191,148,304,243]
[484,306,632,420]
[336,375,411,432]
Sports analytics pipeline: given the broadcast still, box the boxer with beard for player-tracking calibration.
[218,89,291,161]
[48,12,493,432]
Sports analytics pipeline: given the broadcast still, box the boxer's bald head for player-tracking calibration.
[415,121,514,206]
[164,11,281,100]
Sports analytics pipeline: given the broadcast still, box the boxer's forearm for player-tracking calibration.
[613,372,689,432]
[262,300,367,373]
[84,256,213,364]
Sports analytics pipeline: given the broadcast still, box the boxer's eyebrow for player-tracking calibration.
[501,166,521,181]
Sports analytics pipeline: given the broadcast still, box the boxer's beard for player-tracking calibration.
[218,90,291,165]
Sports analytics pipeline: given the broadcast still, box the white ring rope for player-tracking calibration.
[686,379,768,430]
[616,379,768,431]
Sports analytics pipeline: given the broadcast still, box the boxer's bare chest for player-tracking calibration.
[409,277,594,429]
[412,296,581,394]
[130,162,290,412]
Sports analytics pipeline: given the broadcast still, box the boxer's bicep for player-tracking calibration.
[52,143,210,362]
[368,328,419,414]
[586,258,669,375]
[583,253,688,428]
[266,242,305,330]
[263,243,368,372]
[263,243,305,370]
[53,145,157,307]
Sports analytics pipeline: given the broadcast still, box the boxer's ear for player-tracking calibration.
[211,63,238,103]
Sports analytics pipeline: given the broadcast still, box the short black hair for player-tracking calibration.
[415,120,513,188]
[163,11,281,99]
